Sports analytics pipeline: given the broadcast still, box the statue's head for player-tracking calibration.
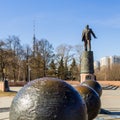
[86,25,89,29]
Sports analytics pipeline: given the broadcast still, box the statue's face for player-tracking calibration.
[86,25,89,29]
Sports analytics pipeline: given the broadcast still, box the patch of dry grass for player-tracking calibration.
[0,91,17,97]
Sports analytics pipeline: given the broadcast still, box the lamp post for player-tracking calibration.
[28,66,31,82]
[3,67,5,81]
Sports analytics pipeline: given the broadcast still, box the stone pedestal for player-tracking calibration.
[0,80,9,92]
[80,51,94,82]
[0,81,5,91]
[81,74,95,83]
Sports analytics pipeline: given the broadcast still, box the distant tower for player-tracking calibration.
[33,21,37,57]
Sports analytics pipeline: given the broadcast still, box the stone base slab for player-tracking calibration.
[80,73,95,83]
[0,81,5,92]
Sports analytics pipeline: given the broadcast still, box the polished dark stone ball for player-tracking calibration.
[10,77,87,120]
[81,80,102,97]
[74,85,101,120]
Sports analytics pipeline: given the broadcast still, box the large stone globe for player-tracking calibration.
[74,85,101,120]
[81,80,102,97]
[10,77,87,120]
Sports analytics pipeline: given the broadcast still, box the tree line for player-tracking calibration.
[0,35,83,82]
[95,64,120,81]
[1,35,120,82]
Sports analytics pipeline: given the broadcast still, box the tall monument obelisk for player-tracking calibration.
[81,25,97,83]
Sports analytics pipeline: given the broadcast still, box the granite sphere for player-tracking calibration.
[10,77,87,120]
[81,80,102,97]
[74,85,101,120]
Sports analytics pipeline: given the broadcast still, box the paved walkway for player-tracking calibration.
[95,88,120,120]
[0,87,22,120]
[0,87,120,120]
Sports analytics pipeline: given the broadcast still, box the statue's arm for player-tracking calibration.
[82,31,85,41]
[91,29,97,39]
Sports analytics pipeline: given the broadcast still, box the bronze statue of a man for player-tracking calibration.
[82,25,97,51]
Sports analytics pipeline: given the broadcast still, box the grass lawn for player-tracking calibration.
[0,91,17,97]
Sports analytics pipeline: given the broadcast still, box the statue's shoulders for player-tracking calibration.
[82,29,87,33]
[89,28,93,31]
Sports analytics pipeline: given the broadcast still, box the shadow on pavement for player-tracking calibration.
[9,90,17,93]
[0,107,10,113]
[0,118,9,120]
[100,108,120,115]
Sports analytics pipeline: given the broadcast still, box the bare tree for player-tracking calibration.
[55,44,74,66]
[37,39,54,77]
[73,45,83,64]
[6,36,23,81]
[0,40,6,80]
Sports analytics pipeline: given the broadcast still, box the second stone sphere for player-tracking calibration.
[81,80,102,97]
[74,85,101,120]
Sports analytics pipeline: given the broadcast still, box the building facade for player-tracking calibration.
[99,56,120,69]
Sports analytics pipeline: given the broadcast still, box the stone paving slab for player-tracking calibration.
[0,87,120,120]
[0,87,22,120]
[95,90,120,120]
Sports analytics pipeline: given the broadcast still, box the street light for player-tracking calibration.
[28,65,31,82]
[3,67,6,81]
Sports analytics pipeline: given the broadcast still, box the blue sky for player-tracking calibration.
[0,0,120,61]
